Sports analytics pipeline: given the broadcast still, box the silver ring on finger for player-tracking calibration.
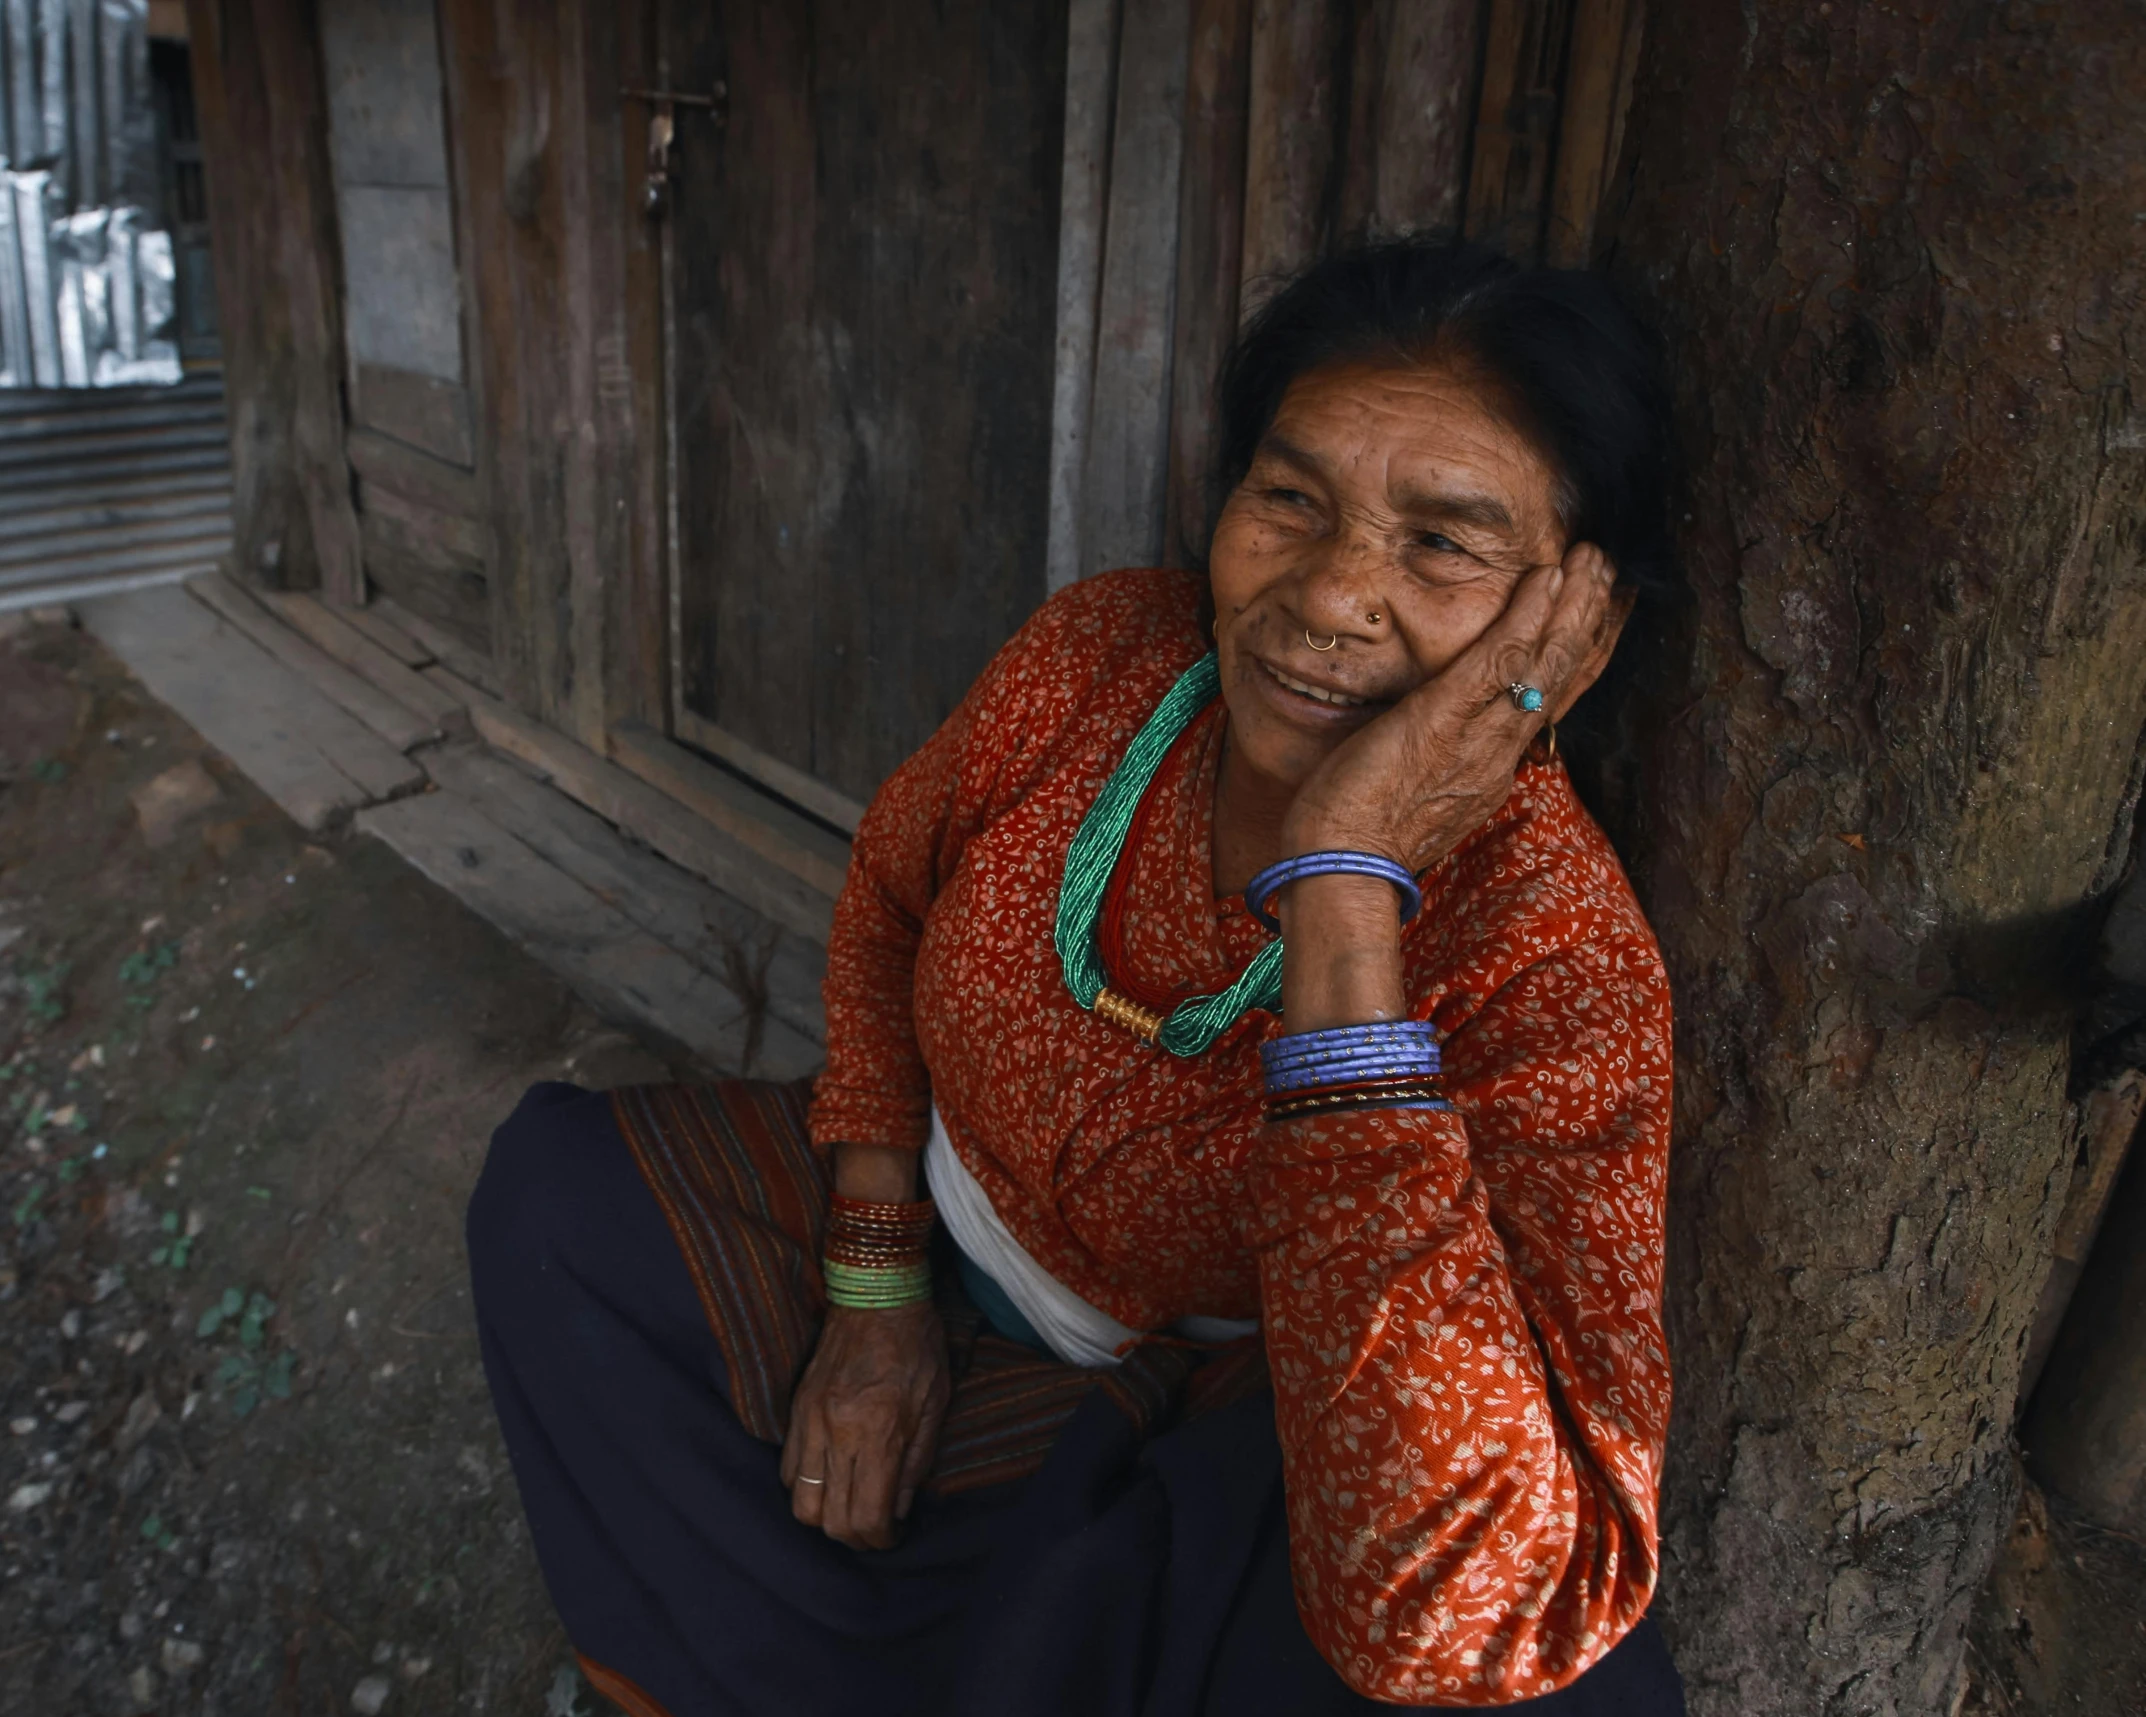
[1507,681,1546,714]
[795,1474,826,1486]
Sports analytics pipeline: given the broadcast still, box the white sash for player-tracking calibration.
[924,1104,1258,1368]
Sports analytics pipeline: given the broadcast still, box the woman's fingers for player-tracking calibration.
[787,1401,831,1529]
[1466,547,1617,717]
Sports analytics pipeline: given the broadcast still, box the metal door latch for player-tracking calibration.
[620,83,728,217]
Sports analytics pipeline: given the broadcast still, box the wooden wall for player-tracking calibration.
[190,0,659,752]
[183,0,362,601]
[1048,0,1645,587]
[187,0,1643,846]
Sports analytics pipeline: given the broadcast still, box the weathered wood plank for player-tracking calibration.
[1463,0,1574,261]
[359,511,492,659]
[1365,0,1485,237]
[1241,0,1347,296]
[1166,0,1255,567]
[608,722,850,902]
[254,586,470,728]
[1044,0,1124,594]
[1542,0,1643,267]
[82,584,424,829]
[333,595,433,668]
[1080,0,1195,576]
[378,595,502,697]
[356,788,822,1078]
[424,743,827,1045]
[358,477,488,566]
[182,0,363,601]
[254,0,366,603]
[186,573,442,753]
[180,0,290,588]
[318,0,454,189]
[598,0,669,737]
[434,669,835,945]
[346,427,485,527]
[437,0,602,741]
[335,185,466,383]
[674,707,866,838]
[351,363,476,469]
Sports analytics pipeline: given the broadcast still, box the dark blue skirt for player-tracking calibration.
[466,1082,1686,1716]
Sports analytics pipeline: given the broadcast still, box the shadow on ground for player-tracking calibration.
[0,614,674,1716]
[1964,1476,2146,1717]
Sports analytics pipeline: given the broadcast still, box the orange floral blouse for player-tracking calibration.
[809,568,1673,1705]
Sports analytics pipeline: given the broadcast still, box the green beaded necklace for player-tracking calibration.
[1054,652,1283,1055]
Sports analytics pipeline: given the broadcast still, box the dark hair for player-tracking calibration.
[1212,235,1674,608]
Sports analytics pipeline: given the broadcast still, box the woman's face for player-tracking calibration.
[1208,359,1577,791]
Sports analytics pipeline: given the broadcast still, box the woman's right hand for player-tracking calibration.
[781,1299,951,1549]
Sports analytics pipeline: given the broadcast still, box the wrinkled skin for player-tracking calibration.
[787,357,1633,1550]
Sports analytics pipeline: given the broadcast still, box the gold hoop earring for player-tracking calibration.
[1305,630,1338,652]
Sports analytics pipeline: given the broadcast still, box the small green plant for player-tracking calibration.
[139,1513,176,1552]
[148,1209,193,1269]
[30,758,66,784]
[10,1181,44,1228]
[118,943,179,1010]
[198,1288,294,1415]
[21,964,67,1026]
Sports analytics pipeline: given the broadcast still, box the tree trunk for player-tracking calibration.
[1596,5,2146,1711]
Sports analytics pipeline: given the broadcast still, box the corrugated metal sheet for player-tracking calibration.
[0,0,178,388]
[0,370,229,608]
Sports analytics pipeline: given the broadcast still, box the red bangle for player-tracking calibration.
[826,1193,936,1261]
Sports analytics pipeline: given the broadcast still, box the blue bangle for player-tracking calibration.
[1258,1021,1441,1063]
[1244,850,1422,934]
[1259,1044,1441,1073]
[1258,1020,1442,1098]
[1258,1023,1440,1063]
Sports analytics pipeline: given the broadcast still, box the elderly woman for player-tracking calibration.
[468,238,1683,1714]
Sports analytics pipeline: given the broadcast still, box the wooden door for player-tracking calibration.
[658,0,1067,823]
[319,0,492,672]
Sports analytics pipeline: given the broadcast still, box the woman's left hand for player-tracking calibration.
[1278,542,1622,872]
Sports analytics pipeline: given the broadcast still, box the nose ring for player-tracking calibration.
[1305,630,1338,652]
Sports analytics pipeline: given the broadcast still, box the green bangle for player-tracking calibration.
[823,1257,933,1309]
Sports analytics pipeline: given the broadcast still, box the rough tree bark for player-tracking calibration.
[1595,5,2146,1712]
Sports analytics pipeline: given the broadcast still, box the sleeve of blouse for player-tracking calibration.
[1242,927,1673,1706]
[804,717,968,1153]
[806,596,1076,1153]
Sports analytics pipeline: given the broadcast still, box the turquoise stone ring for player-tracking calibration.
[1509,682,1546,714]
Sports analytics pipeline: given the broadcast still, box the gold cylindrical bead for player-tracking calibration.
[1093,987,1166,1043]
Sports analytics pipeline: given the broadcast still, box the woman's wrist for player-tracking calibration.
[1276,872,1407,1030]
[832,1141,922,1202]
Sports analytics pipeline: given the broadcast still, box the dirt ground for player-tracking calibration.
[0,612,674,1716]
[4,609,2145,1717]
